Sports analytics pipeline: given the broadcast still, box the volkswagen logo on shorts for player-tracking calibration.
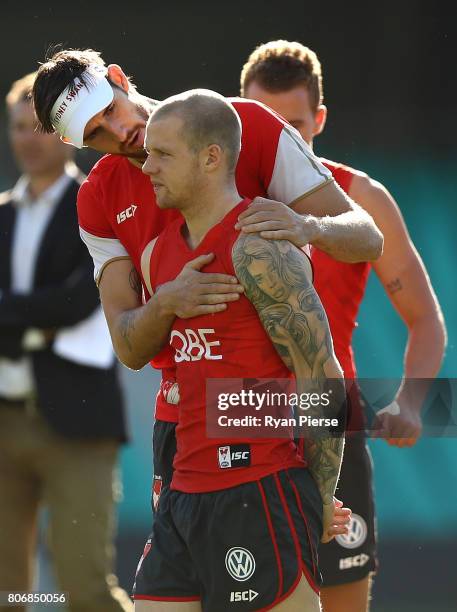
[336,513,368,549]
[225,547,256,581]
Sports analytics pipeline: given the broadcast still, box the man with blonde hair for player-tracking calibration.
[240,39,446,612]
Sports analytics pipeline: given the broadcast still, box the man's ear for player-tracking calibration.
[313,104,327,137]
[106,64,130,92]
[204,144,223,172]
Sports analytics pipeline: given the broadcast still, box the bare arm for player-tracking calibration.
[99,259,174,370]
[232,234,345,508]
[99,256,244,370]
[236,180,383,263]
[350,174,447,444]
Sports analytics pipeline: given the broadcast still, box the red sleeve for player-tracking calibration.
[232,98,283,192]
[77,173,116,239]
[231,98,332,204]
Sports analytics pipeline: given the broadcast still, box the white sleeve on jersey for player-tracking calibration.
[268,125,333,205]
[80,227,130,285]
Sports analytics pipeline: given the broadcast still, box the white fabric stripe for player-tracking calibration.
[140,238,158,298]
[268,126,332,205]
[79,227,129,283]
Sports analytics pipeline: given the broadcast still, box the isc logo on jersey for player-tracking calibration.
[116,204,137,224]
[218,445,251,469]
[170,328,222,362]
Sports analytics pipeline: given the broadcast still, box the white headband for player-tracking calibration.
[50,65,114,148]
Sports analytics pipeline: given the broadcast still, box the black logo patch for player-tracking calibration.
[218,445,251,469]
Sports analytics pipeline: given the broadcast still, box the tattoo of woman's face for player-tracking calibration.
[246,259,292,302]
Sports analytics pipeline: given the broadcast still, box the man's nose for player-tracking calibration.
[142,156,157,176]
[107,119,129,143]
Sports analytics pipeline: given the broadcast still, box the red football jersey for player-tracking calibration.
[78,98,333,422]
[313,159,372,429]
[148,200,304,493]
[78,98,332,284]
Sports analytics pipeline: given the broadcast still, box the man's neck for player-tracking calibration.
[183,185,242,250]
[27,165,67,200]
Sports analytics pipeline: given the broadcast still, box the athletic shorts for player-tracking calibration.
[319,435,378,586]
[134,467,323,611]
[151,419,177,513]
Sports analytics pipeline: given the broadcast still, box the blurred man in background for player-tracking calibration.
[240,40,446,612]
[0,72,132,612]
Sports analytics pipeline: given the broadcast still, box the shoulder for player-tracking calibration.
[89,153,127,175]
[232,232,304,264]
[230,97,285,132]
[78,155,131,208]
[319,157,369,192]
[324,160,400,225]
[82,154,129,190]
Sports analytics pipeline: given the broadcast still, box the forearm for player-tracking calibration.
[396,315,447,412]
[297,375,345,504]
[311,208,383,263]
[110,290,175,370]
[305,435,345,505]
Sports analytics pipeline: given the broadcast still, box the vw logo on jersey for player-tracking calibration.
[225,547,256,582]
[336,513,368,549]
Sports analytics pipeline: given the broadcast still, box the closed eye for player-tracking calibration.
[85,127,100,141]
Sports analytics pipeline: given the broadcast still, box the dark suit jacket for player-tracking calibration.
[0,173,127,441]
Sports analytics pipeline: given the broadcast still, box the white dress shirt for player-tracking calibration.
[0,163,78,399]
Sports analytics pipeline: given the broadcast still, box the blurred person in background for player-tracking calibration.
[0,72,132,612]
[240,40,446,612]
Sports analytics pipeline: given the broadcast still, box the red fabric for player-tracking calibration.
[76,100,287,425]
[150,200,303,493]
[77,98,283,271]
[313,159,372,430]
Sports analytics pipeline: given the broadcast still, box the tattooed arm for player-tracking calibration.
[98,258,175,370]
[232,233,345,515]
[349,174,446,446]
[99,254,244,370]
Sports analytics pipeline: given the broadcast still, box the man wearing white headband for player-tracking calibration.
[33,48,379,591]
[49,64,115,149]
[33,48,382,368]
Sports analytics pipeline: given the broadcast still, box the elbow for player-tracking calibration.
[368,226,384,261]
[360,225,384,263]
[348,225,383,264]
[117,352,148,371]
[113,343,149,371]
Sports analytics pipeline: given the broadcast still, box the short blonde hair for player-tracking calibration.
[240,40,323,111]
